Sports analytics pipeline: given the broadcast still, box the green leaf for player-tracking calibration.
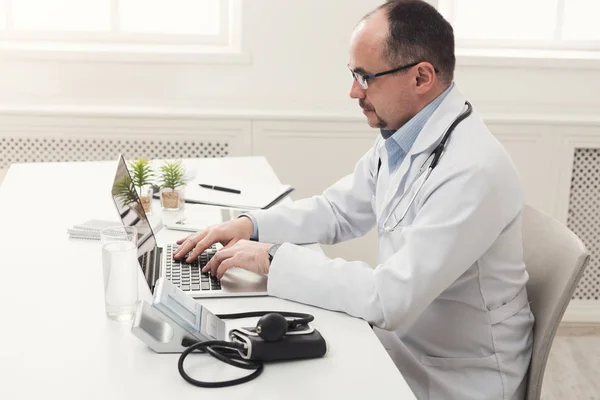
[128,158,155,189]
[158,160,187,190]
[112,175,139,206]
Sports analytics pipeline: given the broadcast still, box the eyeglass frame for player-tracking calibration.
[349,61,439,89]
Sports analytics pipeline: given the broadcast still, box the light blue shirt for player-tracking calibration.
[242,213,260,241]
[381,83,454,173]
[243,83,454,241]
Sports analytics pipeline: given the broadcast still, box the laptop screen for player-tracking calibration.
[110,154,158,266]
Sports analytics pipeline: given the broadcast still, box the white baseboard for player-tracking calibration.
[561,300,600,324]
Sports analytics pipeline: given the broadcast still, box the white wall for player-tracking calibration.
[0,0,381,113]
[0,0,599,314]
[2,0,600,116]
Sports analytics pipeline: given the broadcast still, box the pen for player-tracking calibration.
[199,184,242,194]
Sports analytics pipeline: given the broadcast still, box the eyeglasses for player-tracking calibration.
[349,61,438,89]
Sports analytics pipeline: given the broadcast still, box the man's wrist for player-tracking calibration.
[239,214,259,241]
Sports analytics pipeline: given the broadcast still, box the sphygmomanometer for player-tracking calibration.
[131,278,327,387]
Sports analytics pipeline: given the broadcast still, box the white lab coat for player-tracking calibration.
[250,86,534,400]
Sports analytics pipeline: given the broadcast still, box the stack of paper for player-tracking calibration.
[67,217,163,241]
[67,219,119,240]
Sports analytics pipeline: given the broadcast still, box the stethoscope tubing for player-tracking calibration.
[382,101,473,233]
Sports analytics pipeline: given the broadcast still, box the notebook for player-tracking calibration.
[67,218,163,240]
[67,228,103,240]
[183,183,295,210]
[67,220,119,240]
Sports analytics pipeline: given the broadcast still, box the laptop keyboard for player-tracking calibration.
[165,244,221,292]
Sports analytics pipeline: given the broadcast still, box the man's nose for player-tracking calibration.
[349,79,366,99]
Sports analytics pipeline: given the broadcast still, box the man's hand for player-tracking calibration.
[173,217,254,263]
[202,240,273,279]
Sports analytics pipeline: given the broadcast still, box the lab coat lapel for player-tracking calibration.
[378,86,469,221]
[374,140,389,219]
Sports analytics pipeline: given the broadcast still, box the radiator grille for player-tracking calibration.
[0,136,229,169]
[567,148,600,300]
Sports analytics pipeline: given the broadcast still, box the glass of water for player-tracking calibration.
[101,226,138,321]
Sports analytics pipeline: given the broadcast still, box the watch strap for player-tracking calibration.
[268,243,282,264]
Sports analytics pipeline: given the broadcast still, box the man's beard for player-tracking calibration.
[359,99,387,128]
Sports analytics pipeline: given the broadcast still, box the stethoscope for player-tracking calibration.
[382,101,473,233]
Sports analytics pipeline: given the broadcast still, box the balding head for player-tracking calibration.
[351,8,389,61]
[364,0,455,85]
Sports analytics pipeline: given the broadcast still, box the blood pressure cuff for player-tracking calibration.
[229,327,327,362]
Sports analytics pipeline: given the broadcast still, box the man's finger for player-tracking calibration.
[216,257,239,280]
[203,247,233,275]
[173,231,206,260]
[173,238,194,260]
[222,239,240,249]
[185,234,216,263]
[175,234,193,245]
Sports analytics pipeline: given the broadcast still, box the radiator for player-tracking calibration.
[0,136,229,169]
[567,148,600,300]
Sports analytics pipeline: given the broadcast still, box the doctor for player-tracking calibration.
[174,1,534,398]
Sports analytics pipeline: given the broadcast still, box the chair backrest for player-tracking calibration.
[522,205,590,400]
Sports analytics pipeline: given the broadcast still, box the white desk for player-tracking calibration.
[0,157,416,400]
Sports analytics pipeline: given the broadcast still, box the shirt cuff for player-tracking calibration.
[239,214,259,241]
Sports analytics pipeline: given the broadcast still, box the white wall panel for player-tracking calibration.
[488,123,559,218]
[0,114,252,161]
[253,120,379,264]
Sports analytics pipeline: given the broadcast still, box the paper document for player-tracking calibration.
[183,183,294,210]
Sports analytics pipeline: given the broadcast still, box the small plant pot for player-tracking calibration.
[160,187,185,210]
[137,186,153,215]
[129,202,146,218]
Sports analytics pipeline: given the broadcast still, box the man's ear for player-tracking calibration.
[414,62,436,94]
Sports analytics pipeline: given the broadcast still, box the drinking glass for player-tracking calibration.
[101,226,138,321]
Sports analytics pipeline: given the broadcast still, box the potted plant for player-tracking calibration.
[158,160,187,210]
[128,158,155,215]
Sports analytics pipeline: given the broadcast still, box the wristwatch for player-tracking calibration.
[268,244,282,264]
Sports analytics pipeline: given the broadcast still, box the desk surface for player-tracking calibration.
[0,157,415,400]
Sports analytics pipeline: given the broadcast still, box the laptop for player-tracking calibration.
[110,154,268,298]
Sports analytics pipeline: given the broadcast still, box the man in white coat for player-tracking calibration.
[174,1,534,398]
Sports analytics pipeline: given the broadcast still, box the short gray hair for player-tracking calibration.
[365,0,456,84]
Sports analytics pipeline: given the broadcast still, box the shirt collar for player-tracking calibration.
[380,82,455,154]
